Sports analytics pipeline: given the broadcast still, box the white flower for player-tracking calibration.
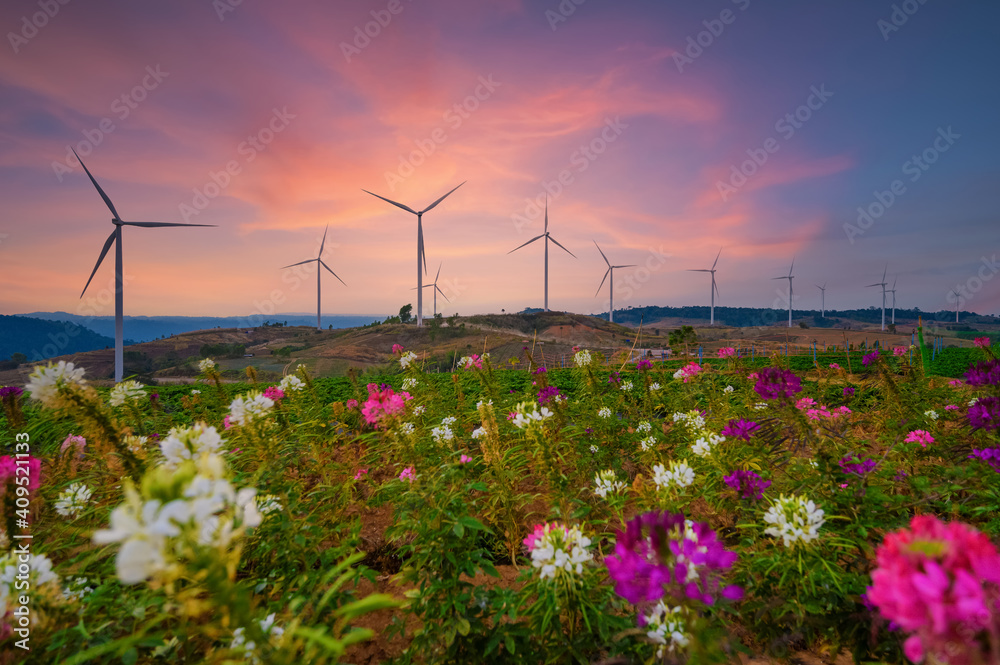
[574,350,592,367]
[528,524,593,580]
[652,461,695,490]
[191,389,201,395]
[924,409,939,421]
[753,402,769,411]
[621,381,634,391]
[55,482,93,518]
[400,422,415,435]
[431,425,454,442]
[199,358,217,372]
[636,421,652,434]
[125,434,148,454]
[62,577,94,602]
[594,470,627,498]
[672,368,684,380]
[672,410,705,431]
[471,426,485,439]
[160,423,225,467]
[691,431,724,458]
[763,494,825,547]
[25,361,87,407]
[598,407,612,419]
[1,553,60,609]
[413,405,426,416]
[969,397,980,407]
[255,494,282,516]
[724,385,735,393]
[402,377,418,391]
[640,436,657,452]
[590,445,599,453]
[650,382,661,391]
[109,380,146,407]
[511,402,554,429]
[230,613,285,664]
[399,351,418,369]
[643,602,690,658]
[441,416,457,426]
[228,391,275,426]
[476,399,493,410]
[278,375,304,392]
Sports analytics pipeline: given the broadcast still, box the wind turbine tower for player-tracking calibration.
[686,248,722,325]
[772,259,795,328]
[281,225,346,330]
[593,241,636,323]
[507,195,576,311]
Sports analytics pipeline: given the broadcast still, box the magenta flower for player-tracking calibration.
[965,360,1000,387]
[536,385,562,405]
[345,398,358,410]
[843,386,855,397]
[968,397,1000,432]
[533,366,547,375]
[399,467,416,483]
[605,511,742,608]
[459,454,472,464]
[753,367,802,400]
[904,430,935,447]
[0,455,41,495]
[361,386,412,427]
[0,386,24,399]
[263,386,285,401]
[523,523,547,551]
[674,362,702,383]
[717,347,735,359]
[829,363,840,370]
[223,415,232,430]
[353,468,368,480]
[721,418,760,441]
[723,469,770,500]
[867,515,1000,665]
[60,434,87,459]
[862,351,879,367]
[636,358,653,371]
[945,404,959,411]
[974,337,992,349]
[839,454,877,476]
[969,448,1000,473]
[893,346,908,357]
[392,344,404,354]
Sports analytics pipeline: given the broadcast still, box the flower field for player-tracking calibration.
[2,335,1000,665]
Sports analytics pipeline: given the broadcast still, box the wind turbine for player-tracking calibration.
[816,283,827,318]
[771,258,795,327]
[281,225,346,331]
[362,182,465,326]
[888,276,897,325]
[74,149,213,383]
[593,241,636,323]
[413,262,450,318]
[686,248,722,325]
[507,195,576,311]
[951,288,961,323]
[867,266,888,331]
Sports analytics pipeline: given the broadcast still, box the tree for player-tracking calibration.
[399,304,413,324]
[10,352,26,365]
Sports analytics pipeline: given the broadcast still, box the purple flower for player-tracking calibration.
[605,512,742,607]
[536,385,562,405]
[839,454,877,476]
[723,469,771,500]
[861,351,879,367]
[968,396,1000,432]
[969,447,1000,473]
[0,386,24,399]
[533,366,547,375]
[894,469,909,482]
[607,371,621,386]
[843,386,855,398]
[721,418,760,441]
[753,367,802,400]
[584,427,593,434]
[964,360,1000,387]
[637,359,652,371]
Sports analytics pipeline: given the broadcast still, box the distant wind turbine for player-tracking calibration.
[362,182,465,327]
[686,248,722,325]
[816,283,827,317]
[74,149,214,383]
[772,258,795,328]
[867,266,888,331]
[413,262,450,318]
[507,195,576,311]
[951,288,961,323]
[593,241,636,323]
[888,276,897,325]
[281,225,346,331]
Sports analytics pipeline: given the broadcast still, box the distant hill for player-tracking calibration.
[18,312,389,343]
[0,315,118,362]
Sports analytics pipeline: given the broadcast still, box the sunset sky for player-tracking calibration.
[1,0,998,322]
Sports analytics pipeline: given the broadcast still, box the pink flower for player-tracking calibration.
[572,346,581,353]
[0,455,42,495]
[345,398,358,410]
[795,397,817,410]
[60,434,87,459]
[263,386,285,401]
[717,347,735,359]
[361,386,412,427]
[905,430,935,447]
[945,404,959,411]
[354,468,368,480]
[974,337,992,349]
[832,406,852,417]
[675,362,702,383]
[867,515,1000,665]
[392,344,405,354]
[399,466,416,483]
[223,415,232,430]
[829,363,840,370]
[949,379,963,387]
[459,454,472,464]
[522,523,549,552]
[893,346,908,357]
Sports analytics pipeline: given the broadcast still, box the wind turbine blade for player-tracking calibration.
[319,259,346,286]
[614,264,638,269]
[72,148,121,220]
[866,283,882,287]
[595,267,611,298]
[772,276,787,280]
[362,189,418,215]
[80,230,117,297]
[712,247,722,270]
[593,240,610,267]
[544,196,549,234]
[319,224,329,256]
[686,269,712,272]
[788,257,795,277]
[435,285,450,302]
[282,259,317,269]
[714,278,720,299]
[419,181,465,213]
[418,224,427,274]
[120,221,215,228]
[507,235,545,254]
[882,265,887,283]
[548,235,576,258]
[435,262,442,283]
[892,276,897,289]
